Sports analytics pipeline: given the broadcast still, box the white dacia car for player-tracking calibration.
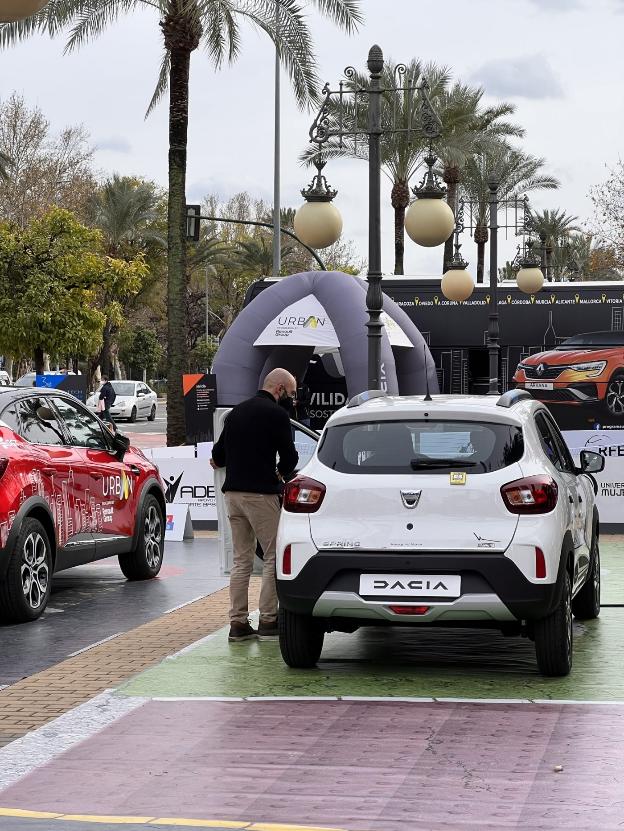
[276,390,604,677]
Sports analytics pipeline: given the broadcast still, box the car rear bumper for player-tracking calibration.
[277,550,563,623]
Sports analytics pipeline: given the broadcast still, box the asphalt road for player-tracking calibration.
[0,536,226,686]
[115,401,167,435]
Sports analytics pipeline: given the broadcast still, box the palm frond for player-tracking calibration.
[146,48,171,117]
[308,0,363,33]
[64,0,147,53]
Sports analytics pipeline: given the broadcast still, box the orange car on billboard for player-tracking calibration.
[513,331,624,417]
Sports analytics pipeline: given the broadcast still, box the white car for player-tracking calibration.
[276,389,604,677]
[87,381,158,423]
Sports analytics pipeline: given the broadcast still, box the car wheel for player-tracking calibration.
[0,518,52,623]
[148,404,157,422]
[278,607,325,668]
[534,570,573,677]
[572,536,600,620]
[118,495,164,581]
[605,370,624,417]
[129,406,138,423]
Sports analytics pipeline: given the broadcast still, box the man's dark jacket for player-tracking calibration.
[212,390,299,494]
[99,381,116,408]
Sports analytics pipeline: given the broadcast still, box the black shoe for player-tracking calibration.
[228,620,258,642]
[258,619,279,638]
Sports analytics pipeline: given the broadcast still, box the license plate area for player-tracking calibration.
[525,382,554,390]
[359,573,461,599]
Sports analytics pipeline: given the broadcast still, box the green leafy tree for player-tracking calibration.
[189,338,218,373]
[0,208,141,372]
[1,0,363,446]
[119,325,164,380]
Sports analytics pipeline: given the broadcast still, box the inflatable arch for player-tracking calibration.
[213,270,439,405]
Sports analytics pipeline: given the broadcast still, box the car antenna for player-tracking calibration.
[423,345,432,402]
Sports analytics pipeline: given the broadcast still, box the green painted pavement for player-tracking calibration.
[118,540,624,702]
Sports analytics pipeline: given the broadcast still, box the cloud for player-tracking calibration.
[96,137,132,154]
[525,0,581,9]
[470,54,564,99]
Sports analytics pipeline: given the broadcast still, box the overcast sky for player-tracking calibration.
[1,0,623,275]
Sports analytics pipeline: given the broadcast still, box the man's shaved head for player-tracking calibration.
[263,368,297,400]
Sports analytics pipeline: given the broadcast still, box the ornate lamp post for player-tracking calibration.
[294,45,454,391]
[0,1,48,21]
[441,199,474,302]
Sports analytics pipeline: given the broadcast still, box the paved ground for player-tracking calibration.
[0,535,225,686]
[0,538,622,830]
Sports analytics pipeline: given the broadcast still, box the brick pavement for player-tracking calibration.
[0,580,260,748]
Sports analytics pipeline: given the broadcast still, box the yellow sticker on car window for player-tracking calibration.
[450,472,467,485]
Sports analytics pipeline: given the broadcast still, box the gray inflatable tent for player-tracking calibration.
[213,270,439,405]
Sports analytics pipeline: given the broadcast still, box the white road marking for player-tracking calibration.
[68,633,122,657]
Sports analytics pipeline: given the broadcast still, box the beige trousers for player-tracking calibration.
[225,491,281,625]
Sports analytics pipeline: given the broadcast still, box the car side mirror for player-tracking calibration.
[580,450,605,474]
[112,431,130,460]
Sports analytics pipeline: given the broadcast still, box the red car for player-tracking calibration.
[0,388,166,623]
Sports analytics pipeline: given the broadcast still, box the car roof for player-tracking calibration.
[327,393,538,427]
[0,388,85,407]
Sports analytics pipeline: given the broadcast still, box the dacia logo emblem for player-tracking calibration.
[400,489,421,509]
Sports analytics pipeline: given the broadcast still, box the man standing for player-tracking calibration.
[211,368,299,642]
[98,376,117,427]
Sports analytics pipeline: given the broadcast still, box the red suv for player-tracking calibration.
[0,389,166,623]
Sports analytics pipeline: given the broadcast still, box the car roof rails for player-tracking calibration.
[496,389,534,408]
[347,389,389,409]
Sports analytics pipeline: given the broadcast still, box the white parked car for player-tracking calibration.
[277,389,604,677]
[87,380,158,423]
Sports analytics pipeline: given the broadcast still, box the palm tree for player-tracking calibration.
[436,84,523,272]
[236,236,295,278]
[1,0,363,444]
[88,175,163,257]
[88,176,164,377]
[300,62,521,275]
[461,146,559,283]
[529,208,580,280]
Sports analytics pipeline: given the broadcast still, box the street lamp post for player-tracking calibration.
[487,176,500,395]
[295,45,454,390]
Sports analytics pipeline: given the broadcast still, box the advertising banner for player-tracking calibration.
[157,455,216,522]
[36,374,89,403]
[183,373,217,444]
[165,503,194,541]
[564,429,624,524]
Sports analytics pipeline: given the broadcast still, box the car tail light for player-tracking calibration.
[388,605,430,615]
[283,476,326,513]
[500,475,558,514]
[535,547,546,579]
[0,458,8,479]
[282,544,292,576]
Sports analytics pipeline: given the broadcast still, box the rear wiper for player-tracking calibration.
[410,458,477,469]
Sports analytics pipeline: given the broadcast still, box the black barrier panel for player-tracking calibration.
[183,373,217,444]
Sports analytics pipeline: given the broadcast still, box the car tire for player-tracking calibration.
[278,607,325,668]
[129,406,138,423]
[118,495,164,581]
[605,370,624,417]
[148,405,157,422]
[0,518,52,623]
[534,570,573,677]
[572,536,600,620]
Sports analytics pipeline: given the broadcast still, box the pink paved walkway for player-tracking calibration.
[1,699,623,830]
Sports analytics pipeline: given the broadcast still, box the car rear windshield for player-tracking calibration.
[317,420,524,474]
[111,382,135,396]
[559,331,624,348]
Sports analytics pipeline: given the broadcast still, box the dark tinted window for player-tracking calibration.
[0,402,21,434]
[52,397,110,449]
[559,331,624,348]
[538,411,575,473]
[16,398,65,446]
[111,382,136,396]
[318,420,524,474]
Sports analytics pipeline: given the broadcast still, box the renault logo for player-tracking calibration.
[536,363,546,376]
[401,489,421,509]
